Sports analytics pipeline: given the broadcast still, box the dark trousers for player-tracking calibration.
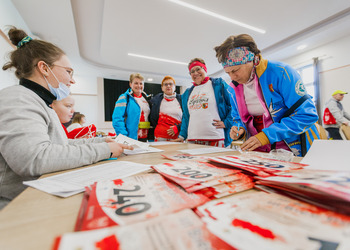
[326,127,343,140]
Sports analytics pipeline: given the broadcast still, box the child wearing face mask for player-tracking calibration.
[0,27,132,210]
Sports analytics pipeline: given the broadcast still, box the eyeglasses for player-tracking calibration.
[189,67,203,75]
[53,64,74,77]
[163,83,174,87]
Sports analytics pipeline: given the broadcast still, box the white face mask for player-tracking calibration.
[43,64,71,101]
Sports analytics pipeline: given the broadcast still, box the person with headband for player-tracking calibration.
[0,27,132,209]
[112,73,152,142]
[150,76,182,141]
[173,58,234,147]
[323,90,350,139]
[214,34,320,156]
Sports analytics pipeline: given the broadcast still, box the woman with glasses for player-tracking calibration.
[0,27,132,209]
[150,76,182,141]
[173,58,234,147]
[214,34,320,156]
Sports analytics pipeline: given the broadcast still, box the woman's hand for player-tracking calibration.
[105,137,115,143]
[212,119,225,129]
[171,137,184,142]
[108,142,134,158]
[167,127,176,137]
[230,126,245,140]
[241,136,262,151]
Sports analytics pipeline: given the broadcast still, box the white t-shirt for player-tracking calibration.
[134,96,150,122]
[187,80,224,140]
[243,77,265,116]
[67,123,82,132]
[160,97,182,122]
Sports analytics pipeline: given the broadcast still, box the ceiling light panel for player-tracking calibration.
[128,53,188,65]
[168,0,266,34]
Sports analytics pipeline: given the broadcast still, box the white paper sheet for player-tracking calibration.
[147,141,183,146]
[123,147,163,155]
[178,147,234,155]
[23,161,151,197]
[114,134,163,155]
[301,140,350,171]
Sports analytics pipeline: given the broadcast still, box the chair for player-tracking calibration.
[341,124,350,140]
[315,123,328,140]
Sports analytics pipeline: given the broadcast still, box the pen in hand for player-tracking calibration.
[237,125,240,137]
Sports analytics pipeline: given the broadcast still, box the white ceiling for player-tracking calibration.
[11,0,350,85]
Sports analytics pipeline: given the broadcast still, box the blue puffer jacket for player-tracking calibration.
[179,77,235,147]
[112,89,151,140]
[230,58,320,156]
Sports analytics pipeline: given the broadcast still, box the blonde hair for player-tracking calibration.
[72,113,85,125]
[129,73,144,83]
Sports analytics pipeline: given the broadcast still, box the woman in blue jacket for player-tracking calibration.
[112,73,151,141]
[214,34,320,156]
[174,58,234,147]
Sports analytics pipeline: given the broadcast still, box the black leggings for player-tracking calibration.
[326,127,343,140]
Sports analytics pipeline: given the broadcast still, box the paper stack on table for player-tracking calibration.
[152,160,254,199]
[208,154,307,177]
[54,209,234,250]
[161,153,209,162]
[74,173,209,231]
[196,191,350,250]
[255,169,350,215]
[178,146,234,155]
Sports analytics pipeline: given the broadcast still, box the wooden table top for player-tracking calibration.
[0,143,242,250]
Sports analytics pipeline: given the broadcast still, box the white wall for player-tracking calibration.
[70,75,99,127]
[0,0,31,90]
[283,34,350,114]
[0,1,106,132]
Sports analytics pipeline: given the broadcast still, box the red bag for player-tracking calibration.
[323,108,337,125]
[67,124,97,139]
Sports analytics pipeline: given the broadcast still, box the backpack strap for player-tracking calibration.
[282,94,310,119]
[271,94,310,153]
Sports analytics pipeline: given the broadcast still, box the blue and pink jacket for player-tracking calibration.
[230,58,320,156]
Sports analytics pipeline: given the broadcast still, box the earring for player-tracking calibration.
[254,56,259,66]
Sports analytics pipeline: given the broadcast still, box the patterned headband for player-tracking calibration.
[17,36,33,48]
[222,46,255,68]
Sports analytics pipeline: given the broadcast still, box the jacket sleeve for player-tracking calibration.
[68,137,106,145]
[262,65,319,144]
[179,90,189,140]
[176,95,183,132]
[328,100,350,125]
[221,82,235,130]
[227,84,246,130]
[112,94,128,136]
[149,95,160,127]
[0,89,110,177]
[343,110,350,121]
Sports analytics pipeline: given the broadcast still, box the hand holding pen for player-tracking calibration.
[230,125,244,140]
